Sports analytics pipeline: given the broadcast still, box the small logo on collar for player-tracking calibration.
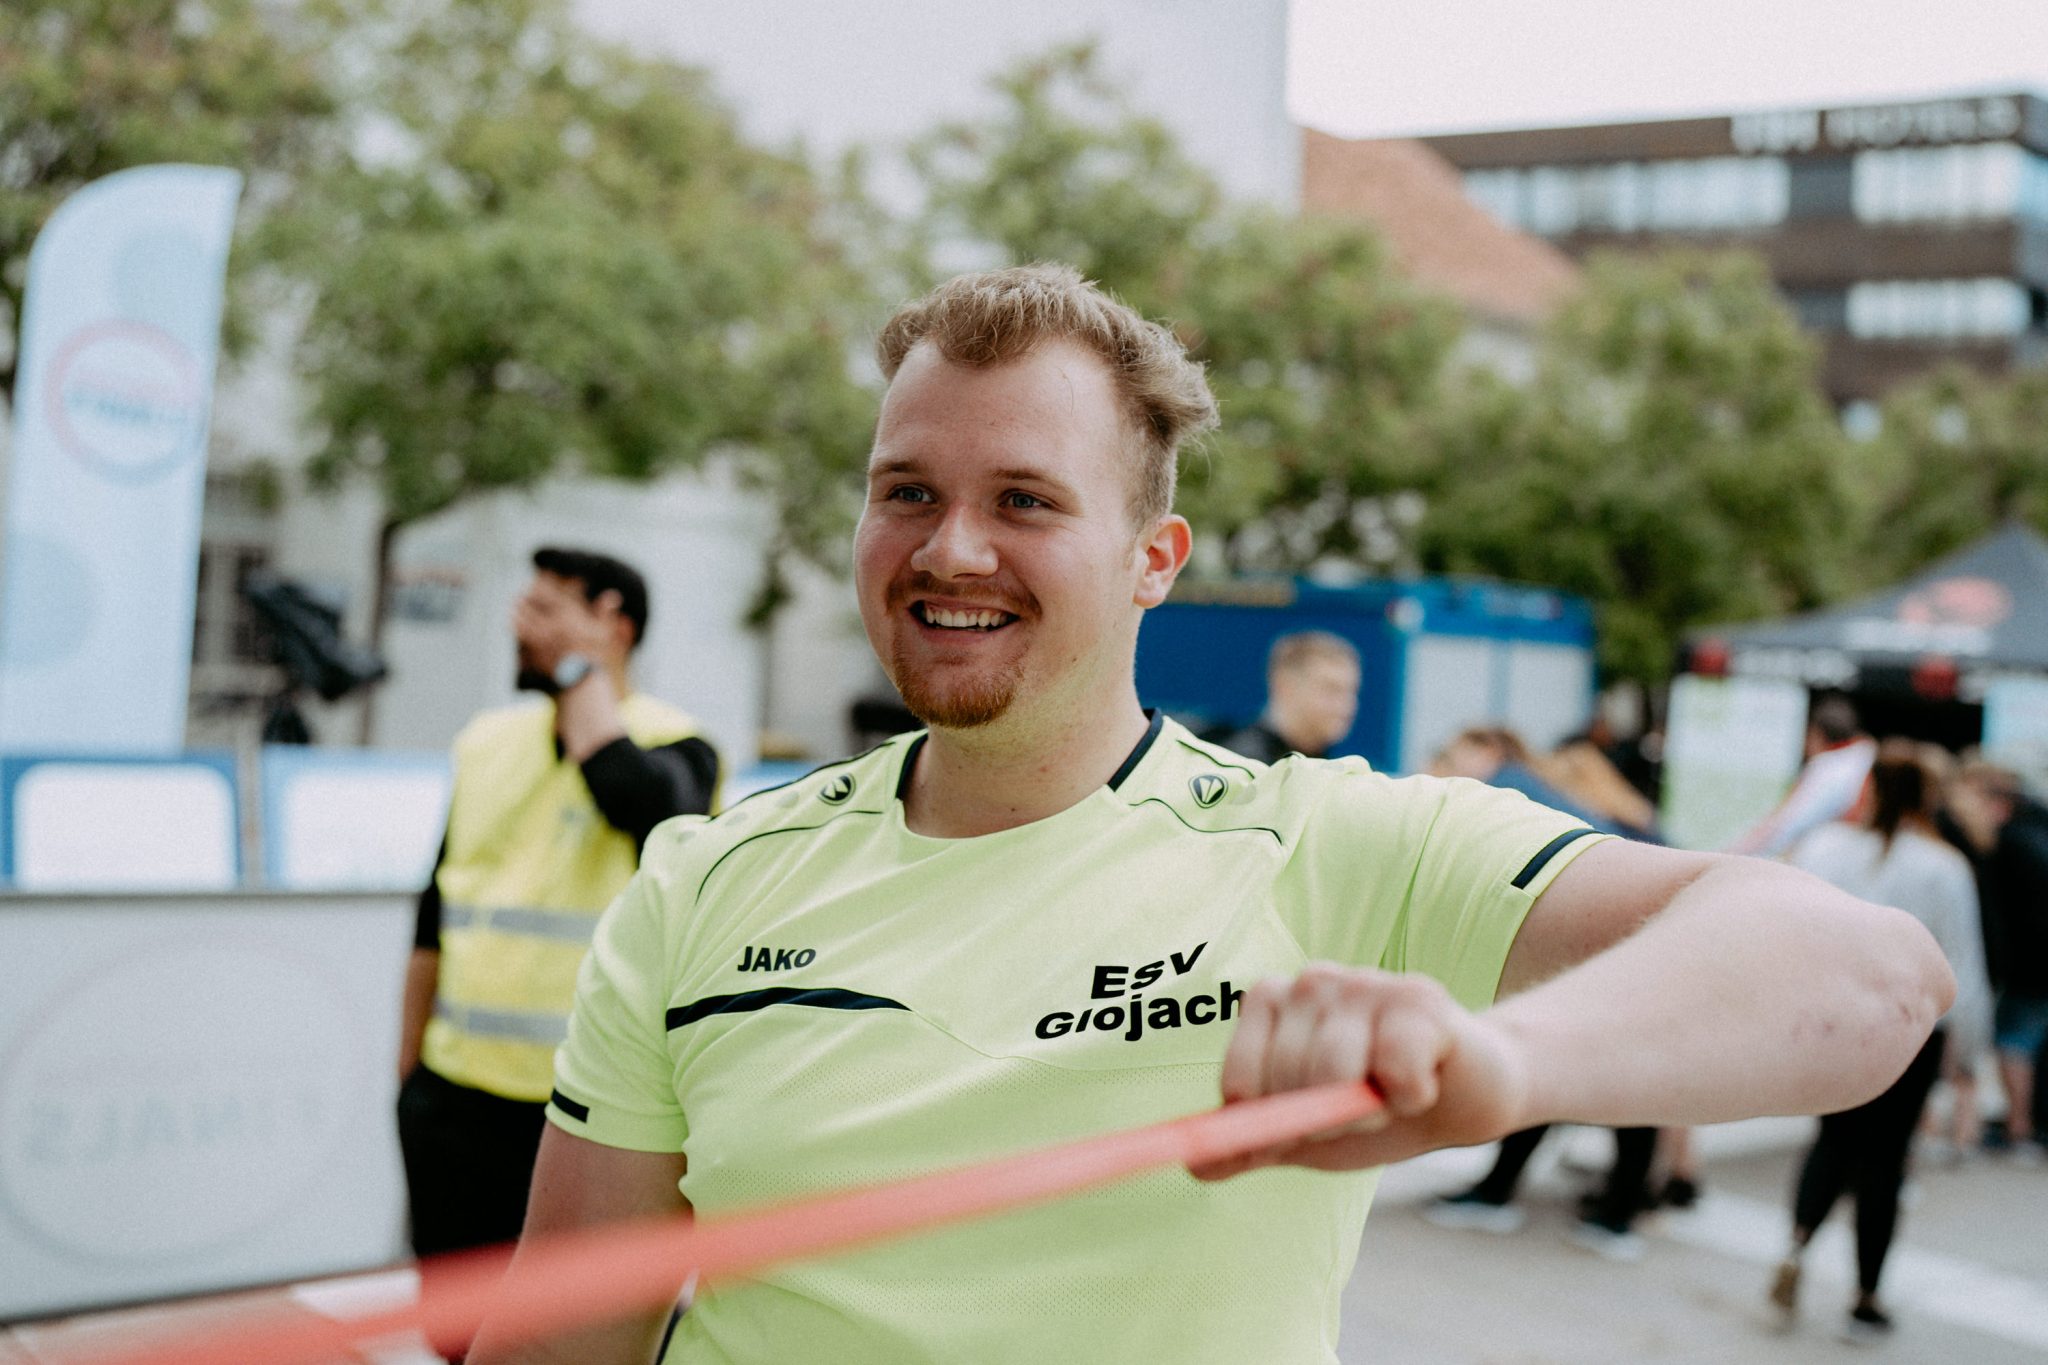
[1189,774,1228,808]
[820,773,856,805]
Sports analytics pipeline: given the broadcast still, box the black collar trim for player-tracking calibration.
[1106,709,1164,792]
[894,733,928,802]
[891,709,1163,805]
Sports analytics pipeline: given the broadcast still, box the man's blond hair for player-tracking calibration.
[876,263,1219,526]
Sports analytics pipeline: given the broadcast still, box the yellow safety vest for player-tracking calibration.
[422,693,704,1101]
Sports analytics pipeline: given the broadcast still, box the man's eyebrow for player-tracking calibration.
[865,457,1079,498]
[866,453,923,479]
[989,467,1073,489]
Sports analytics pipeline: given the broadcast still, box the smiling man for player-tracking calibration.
[470,265,1952,1365]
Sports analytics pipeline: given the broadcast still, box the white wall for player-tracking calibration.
[766,557,890,761]
[573,0,1300,208]
[372,466,778,769]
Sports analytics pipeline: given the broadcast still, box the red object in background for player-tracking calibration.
[1689,637,1731,677]
[1910,654,1959,701]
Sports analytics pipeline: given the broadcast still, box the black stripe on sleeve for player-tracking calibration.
[1511,828,1600,890]
[549,1088,592,1122]
[666,987,910,1031]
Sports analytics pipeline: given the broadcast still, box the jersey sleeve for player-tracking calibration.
[546,827,694,1152]
[1281,765,1609,1011]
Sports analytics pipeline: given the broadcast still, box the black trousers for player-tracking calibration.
[396,1065,549,1258]
[1473,1123,1658,1226]
[1791,1028,1945,1295]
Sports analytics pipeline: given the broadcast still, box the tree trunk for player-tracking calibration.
[356,515,403,746]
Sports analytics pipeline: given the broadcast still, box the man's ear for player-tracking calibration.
[1133,515,1192,609]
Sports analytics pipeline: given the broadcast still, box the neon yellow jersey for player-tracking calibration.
[549,715,1605,1364]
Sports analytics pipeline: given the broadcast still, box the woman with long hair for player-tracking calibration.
[1769,740,1992,1339]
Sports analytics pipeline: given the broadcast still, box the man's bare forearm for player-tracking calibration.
[1490,857,1954,1129]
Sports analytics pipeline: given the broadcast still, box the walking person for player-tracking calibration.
[1769,741,1992,1340]
[1426,1123,1660,1259]
[1945,758,2048,1157]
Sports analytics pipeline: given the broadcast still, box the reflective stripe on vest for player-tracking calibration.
[424,694,702,1101]
[440,901,601,944]
[432,1000,570,1047]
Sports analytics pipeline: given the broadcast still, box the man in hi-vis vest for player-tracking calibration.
[397,546,718,1300]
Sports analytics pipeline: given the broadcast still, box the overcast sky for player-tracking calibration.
[1290,0,2048,137]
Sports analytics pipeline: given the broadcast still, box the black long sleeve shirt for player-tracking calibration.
[412,733,720,950]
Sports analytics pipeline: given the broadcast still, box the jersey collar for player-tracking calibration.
[892,709,1166,803]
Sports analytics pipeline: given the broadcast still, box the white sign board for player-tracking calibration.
[1659,675,1809,852]
[5,755,239,890]
[262,748,450,891]
[0,894,412,1318]
[1983,677,2048,794]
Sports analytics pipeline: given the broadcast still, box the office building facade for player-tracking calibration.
[1414,92,2048,404]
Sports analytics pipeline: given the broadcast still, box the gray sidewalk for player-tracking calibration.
[1343,1123,2048,1363]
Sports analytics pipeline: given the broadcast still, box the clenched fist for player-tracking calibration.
[1192,963,1531,1180]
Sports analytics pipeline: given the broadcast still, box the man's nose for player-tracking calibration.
[910,506,998,579]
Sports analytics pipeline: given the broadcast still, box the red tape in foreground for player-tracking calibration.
[74,1080,1383,1365]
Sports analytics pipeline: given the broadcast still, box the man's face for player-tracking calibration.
[512,571,591,691]
[1270,654,1361,756]
[854,339,1186,733]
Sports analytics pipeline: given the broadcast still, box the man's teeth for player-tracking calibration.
[921,605,1012,630]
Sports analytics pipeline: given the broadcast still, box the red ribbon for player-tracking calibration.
[71,1080,1383,1365]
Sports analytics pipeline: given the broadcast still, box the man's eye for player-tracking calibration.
[1002,491,1044,510]
[883,485,933,504]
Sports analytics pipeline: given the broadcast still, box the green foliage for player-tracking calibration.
[278,0,876,556]
[1419,250,1856,683]
[0,0,336,393]
[1861,364,2048,581]
[909,44,1462,575]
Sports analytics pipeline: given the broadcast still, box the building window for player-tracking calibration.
[1463,158,1788,235]
[1851,143,2045,223]
[1845,278,2030,339]
[1784,288,1849,332]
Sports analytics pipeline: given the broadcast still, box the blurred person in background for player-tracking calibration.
[1211,630,1362,762]
[397,547,719,1361]
[1770,740,1992,1340]
[1917,745,1983,1162]
[1432,726,1634,837]
[1729,694,1875,859]
[1426,724,1660,1258]
[1546,726,1660,840]
[1943,757,2048,1158]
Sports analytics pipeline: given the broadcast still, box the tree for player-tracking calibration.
[1418,250,1857,684]
[1859,364,2048,581]
[0,0,337,400]
[908,45,1462,576]
[270,0,877,647]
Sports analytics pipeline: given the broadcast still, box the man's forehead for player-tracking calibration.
[879,339,1118,427]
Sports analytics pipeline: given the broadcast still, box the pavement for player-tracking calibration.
[1343,1120,2048,1363]
[5,1119,2044,1363]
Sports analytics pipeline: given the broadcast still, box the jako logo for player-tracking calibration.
[820,774,855,805]
[1190,774,1227,808]
[739,945,816,971]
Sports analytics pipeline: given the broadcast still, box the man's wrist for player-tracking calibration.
[551,651,596,693]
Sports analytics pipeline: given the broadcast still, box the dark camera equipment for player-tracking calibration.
[241,571,388,744]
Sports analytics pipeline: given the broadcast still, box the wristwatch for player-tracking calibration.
[551,652,595,693]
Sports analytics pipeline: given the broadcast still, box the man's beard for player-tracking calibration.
[890,644,1021,730]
